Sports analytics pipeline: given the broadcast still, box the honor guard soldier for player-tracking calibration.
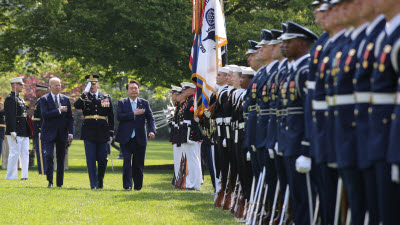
[353,1,385,224]
[369,0,400,223]
[331,0,370,222]
[180,82,202,191]
[307,2,338,225]
[255,28,280,208]
[5,77,31,180]
[170,85,183,182]
[74,75,114,189]
[237,67,255,212]
[214,66,230,205]
[243,40,265,179]
[33,84,48,175]
[279,21,318,225]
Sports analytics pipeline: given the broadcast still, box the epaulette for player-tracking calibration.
[374,31,386,58]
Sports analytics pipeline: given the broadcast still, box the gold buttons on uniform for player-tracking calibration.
[382,118,388,124]
[353,79,357,85]
[352,122,356,127]
[313,118,317,123]
[334,110,338,116]
[324,111,328,117]
[373,62,378,68]
[312,111,316,116]
[368,107,372,114]
[286,126,289,130]
[354,109,359,116]
[392,113,396,121]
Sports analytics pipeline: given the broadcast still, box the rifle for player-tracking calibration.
[269,180,280,225]
[245,176,256,222]
[334,178,343,225]
[222,165,233,210]
[175,153,185,189]
[247,171,264,225]
[230,174,240,213]
[312,195,320,225]
[306,172,314,225]
[234,184,242,217]
[251,167,267,225]
[214,171,224,208]
[278,185,290,225]
[256,182,269,225]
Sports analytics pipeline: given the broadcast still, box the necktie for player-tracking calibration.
[131,100,136,138]
[55,95,59,108]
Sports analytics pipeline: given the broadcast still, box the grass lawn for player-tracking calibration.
[0,140,236,225]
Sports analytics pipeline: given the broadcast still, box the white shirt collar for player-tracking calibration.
[130,98,138,104]
[366,14,385,36]
[293,54,310,70]
[90,91,99,99]
[51,92,59,100]
[345,27,354,37]
[386,13,400,36]
[351,23,369,40]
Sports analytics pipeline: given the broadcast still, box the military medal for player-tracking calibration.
[313,45,322,64]
[379,45,391,72]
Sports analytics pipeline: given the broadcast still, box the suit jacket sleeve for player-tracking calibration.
[117,99,135,121]
[40,96,61,119]
[145,100,155,134]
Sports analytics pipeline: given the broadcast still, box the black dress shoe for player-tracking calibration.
[48,183,53,188]
[98,180,103,189]
[21,178,28,180]
[57,185,62,188]
[124,187,132,191]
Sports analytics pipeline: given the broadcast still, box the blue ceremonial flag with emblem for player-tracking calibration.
[190,0,227,118]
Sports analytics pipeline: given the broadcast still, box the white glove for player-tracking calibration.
[107,137,112,144]
[84,82,92,93]
[204,110,211,118]
[222,139,227,148]
[246,152,251,162]
[391,164,400,184]
[274,142,278,152]
[11,132,17,140]
[38,133,41,138]
[268,149,275,159]
[295,155,312,173]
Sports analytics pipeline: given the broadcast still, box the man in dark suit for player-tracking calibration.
[74,74,114,189]
[40,77,74,188]
[115,80,155,191]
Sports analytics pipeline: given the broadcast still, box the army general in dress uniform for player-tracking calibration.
[74,75,114,189]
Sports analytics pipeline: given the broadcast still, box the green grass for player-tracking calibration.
[0,140,237,225]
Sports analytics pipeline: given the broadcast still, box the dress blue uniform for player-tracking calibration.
[333,23,369,225]
[369,13,400,225]
[279,21,318,225]
[353,15,386,225]
[74,75,114,189]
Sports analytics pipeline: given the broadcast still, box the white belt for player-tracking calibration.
[259,109,270,116]
[312,100,327,110]
[371,93,396,105]
[224,117,232,123]
[183,120,191,125]
[326,96,334,106]
[174,124,178,128]
[216,118,223,124]
[301,141,310,146]
[397,92,400,105]
[238,122,245,129]
[334,94,355,105]
[307,81,316,90]
[354,92,371,104]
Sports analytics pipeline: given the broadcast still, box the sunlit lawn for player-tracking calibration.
[0,140,237,224]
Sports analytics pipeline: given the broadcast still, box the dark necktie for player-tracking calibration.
[55,95,59,108]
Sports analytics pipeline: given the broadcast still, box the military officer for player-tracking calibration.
[33,84,48,174]
[170,85,183,183]
[180,82,202,191]
[369,0,400,224]
[74,75,114,189]
[5,77,31,180]
[279,21,318,225]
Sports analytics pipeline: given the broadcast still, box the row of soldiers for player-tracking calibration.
[169,0,400,224]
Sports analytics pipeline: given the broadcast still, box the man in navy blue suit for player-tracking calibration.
[40,77,74,188]
[115,80,155,191]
